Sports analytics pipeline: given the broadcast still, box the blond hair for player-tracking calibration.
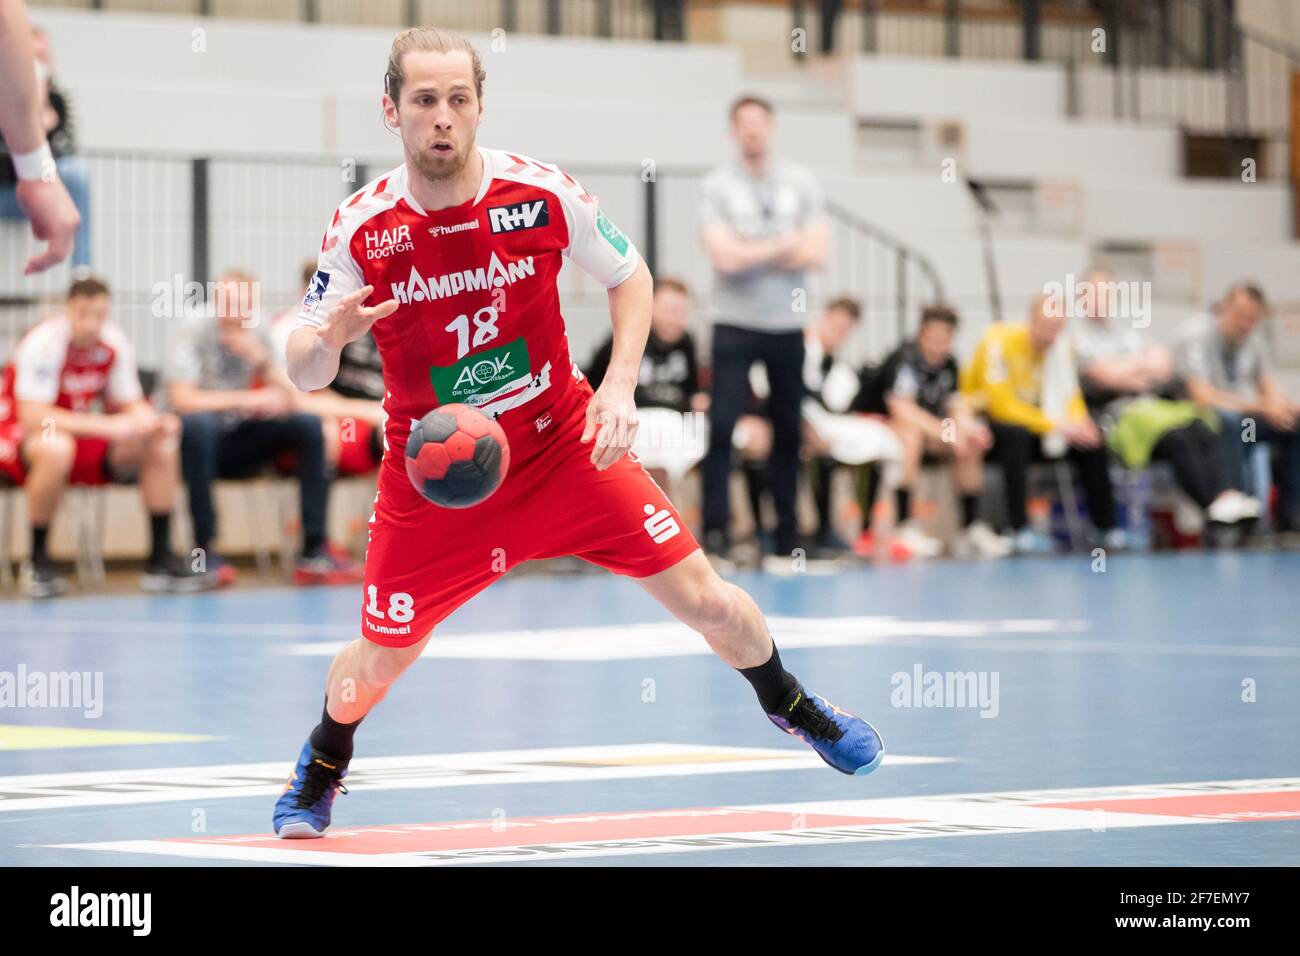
[384,27,486,105]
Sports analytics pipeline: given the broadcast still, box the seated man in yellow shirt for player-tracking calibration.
[961,294,1120,552]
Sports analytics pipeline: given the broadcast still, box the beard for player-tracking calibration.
[408,138,471,186]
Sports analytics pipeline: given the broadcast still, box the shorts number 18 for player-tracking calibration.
[366,586,415,623]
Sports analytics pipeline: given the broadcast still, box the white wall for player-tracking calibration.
[849,56,1066,121]
[10,6,1299,370]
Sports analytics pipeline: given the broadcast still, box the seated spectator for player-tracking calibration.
[858,304,1008,559]
[961,294,1120,553]
[800,296,904,555]
[271,262,385,479]
[1074,269,1259,530]
[1175,282,1300,536]
[0,277,201,597]
[167,269,359,587]
[0,25,91,272]
[586,276,708,498]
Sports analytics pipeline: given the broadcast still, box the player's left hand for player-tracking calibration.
[581,382,638,471]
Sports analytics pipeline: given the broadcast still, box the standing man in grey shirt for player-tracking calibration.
[699,95,829,559]
[1175,282,1300,534]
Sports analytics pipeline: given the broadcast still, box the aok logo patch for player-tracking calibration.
[429,336,532,405]
[489,200,549,234]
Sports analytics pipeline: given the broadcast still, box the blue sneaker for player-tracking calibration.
[273,741,349,838]
[767,685,884,776]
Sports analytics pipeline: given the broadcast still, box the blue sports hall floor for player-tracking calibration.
[1,550,1297,867]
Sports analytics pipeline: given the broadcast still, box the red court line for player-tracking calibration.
[1035,790,1300,822]
[167,808,920,854]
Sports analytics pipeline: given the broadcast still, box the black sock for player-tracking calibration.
[31,525,49,565]
[960,494,979,528]
[303,532,326,559]
[859,465,880,530]
[309,698,362,763]
[739,642,799,714]
[895,488,911,524]
[149,512,171,564]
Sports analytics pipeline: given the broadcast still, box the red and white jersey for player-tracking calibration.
[0,314,142,428]
[295,147,639,460]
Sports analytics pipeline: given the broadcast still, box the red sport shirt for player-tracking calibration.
[296,147,699,646]
[0,315,143,485]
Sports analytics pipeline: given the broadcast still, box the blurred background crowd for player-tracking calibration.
[2,0,1297,596]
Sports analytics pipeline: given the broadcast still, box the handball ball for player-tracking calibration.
[404,404,510,508]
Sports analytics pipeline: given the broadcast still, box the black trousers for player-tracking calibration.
[180,411,329,554]
[703,324,805,551]
[987,420,1116,532]
[811,457,836,535]
[1150,419,1227,509]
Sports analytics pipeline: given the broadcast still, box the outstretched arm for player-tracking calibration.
[0,0,80,273]
[287,285,397,392]
[581,259,652,471]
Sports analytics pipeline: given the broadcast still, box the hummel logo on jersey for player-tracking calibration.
[642,504,681,544]
[489,200,549,234]
[390,253,536,305]
[364,225,414,260]
[429,220,480,237]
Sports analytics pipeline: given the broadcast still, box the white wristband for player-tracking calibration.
[13,142,56,182]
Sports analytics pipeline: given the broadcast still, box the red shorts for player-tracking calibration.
[0,421,111,486]
[336,418,381,477]
[275,417,381,478]
[360,380,700,647]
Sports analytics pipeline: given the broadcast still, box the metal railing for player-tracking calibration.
[62,0,674,41]
[845,0,1299,140]
[2,149,945,371]
[1098,0,1300,139]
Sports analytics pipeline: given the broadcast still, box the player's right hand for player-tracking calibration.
[318,285,398,352]
[16,177,81,275]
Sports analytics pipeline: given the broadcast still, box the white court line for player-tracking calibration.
[9,614,1294,659]
[51,777,1300,867]
[0,743,955,813]
[275,615,1297,661]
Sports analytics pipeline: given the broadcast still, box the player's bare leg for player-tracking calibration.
[324,632,431,723]
[639,549,884,775]
[273,631,430,837]
[108,417,209,592]
[639,549,773,668]
[19,431,75,597]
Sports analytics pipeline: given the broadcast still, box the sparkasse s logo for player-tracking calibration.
[642,504,680,544]
[390,253,536,304]
[489,199,549,234]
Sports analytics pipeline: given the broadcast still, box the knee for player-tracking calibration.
[953,439,981,463]
[145,428,178,466]
[685,578,743,637]
[180,412,219,449]
[25,431,75,473]
[290,413,325,450]
[892,420,923,453]
[994,423,1032,455]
